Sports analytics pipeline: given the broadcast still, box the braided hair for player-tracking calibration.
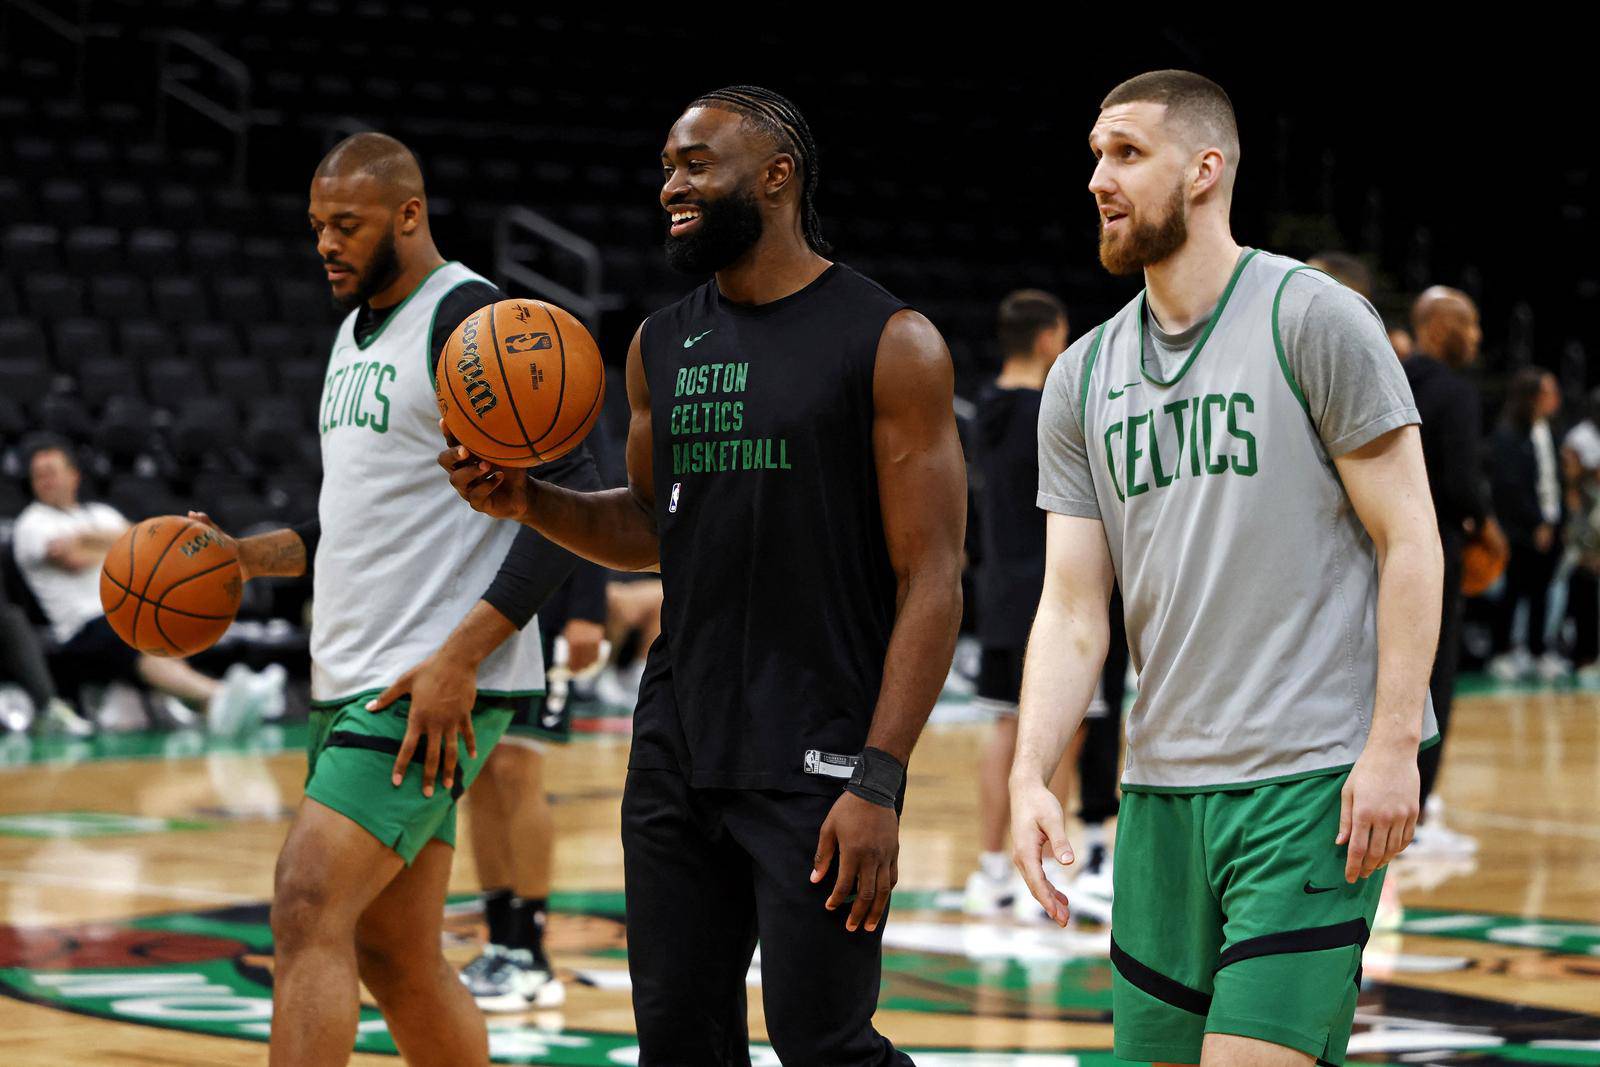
[689,84,831,257]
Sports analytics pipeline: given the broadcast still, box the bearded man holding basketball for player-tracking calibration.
[443,86,967,1065]
[197,132,599,1066]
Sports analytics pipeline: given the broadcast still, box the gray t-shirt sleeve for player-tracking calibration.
[1280,272,1420,457]
[1037,335,1101,519]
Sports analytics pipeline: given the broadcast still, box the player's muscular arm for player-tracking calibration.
[811,309,965,936]
[441,323,660,571]
[1010,513,1114,927]
[1333,424,1443,881]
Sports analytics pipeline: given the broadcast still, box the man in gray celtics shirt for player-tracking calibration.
[1010,71,1442,1067]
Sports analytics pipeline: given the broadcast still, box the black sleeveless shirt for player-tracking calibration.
[629,264,909,793]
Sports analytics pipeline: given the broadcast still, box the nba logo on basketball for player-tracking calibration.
[503,332,553,354]
[669,483,681,513]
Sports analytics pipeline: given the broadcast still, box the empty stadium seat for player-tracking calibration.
[51,318,112,370]
[127,228,181,275]
[152,276,210,323]
[38,391,93,439]
[180,321,238,362]
[89,274,151,319]
[63,226,123,272]
[95,397,158,467]
[98,180,151,225]
[119,320,176,366]
[278,359,326,405]
[145,357,205,408]
[106,475,182,523]
[246,323,301,364]
[211,277,274,324]
[3,224,62,272]
[187,229,240,273]
[77,355,141,411]
[213,356,274,404]
[0,356,53,407]
[154,183,203,226]
[23,273,86,318]
[38,179,93,227]
[171,397,241,466]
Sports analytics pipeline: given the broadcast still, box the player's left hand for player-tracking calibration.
[1337,744,1420,882]
[811,791,899,933]
[367,653,479,798]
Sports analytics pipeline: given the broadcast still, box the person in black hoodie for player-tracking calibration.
[963,290,1125,922]
[1490,368,1568,681]
[1401,286,1489,856]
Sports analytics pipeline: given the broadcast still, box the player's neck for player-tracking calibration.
[715,236,831,307]
[1142,227,1243,335]
[368,246,447,311]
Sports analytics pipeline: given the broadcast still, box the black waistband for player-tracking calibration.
[325,730,466,800]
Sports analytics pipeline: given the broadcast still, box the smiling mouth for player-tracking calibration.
[1101,211,1128,230]
[668,208,703,237]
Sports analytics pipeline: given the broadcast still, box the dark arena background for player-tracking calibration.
[0,6,1596,1066]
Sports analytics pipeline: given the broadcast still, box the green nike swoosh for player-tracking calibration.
[683,330,713,348]
[1107,381,1139,399]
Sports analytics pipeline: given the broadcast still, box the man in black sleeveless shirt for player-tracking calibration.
[441,86,966,1065]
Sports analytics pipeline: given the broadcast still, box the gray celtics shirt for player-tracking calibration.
[1038,249,1438,791]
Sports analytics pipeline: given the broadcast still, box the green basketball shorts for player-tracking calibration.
[304,691,517,865]
[1110,770,1383,1065]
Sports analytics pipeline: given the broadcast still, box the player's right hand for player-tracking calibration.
[437,420,529,522]
[1009,778,1074,927]
[185,511,248,579]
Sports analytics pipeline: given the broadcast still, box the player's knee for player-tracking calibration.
[270,866,345,952]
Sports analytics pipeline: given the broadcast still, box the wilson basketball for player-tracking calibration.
[1461,531,1509,596]
[99,516,243,657]
[435,298,606,466]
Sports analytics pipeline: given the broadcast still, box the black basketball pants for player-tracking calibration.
[621,766,914,1066]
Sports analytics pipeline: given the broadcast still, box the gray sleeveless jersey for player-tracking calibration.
[1038,249,1437,790]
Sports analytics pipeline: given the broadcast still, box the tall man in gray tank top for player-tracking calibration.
[1010,70,1442,1067]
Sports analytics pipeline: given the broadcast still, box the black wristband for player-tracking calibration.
[844,746,904,809]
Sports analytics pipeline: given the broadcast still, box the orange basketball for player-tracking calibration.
[99,516,242,657]
[1461,533,1509,596]
[435,298,606,467]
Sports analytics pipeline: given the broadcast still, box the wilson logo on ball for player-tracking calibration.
[454,313,500,417]
[178,530,223,558]
[503,332,552,354]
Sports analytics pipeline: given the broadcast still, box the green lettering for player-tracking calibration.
[1228,393,1257,476]
[1103,422,1126,503]
[674,367,688,397]
[1125,412,1150,496]
[1146,408,1173,488]
[733,362,749,391]
[1202,394,1228,475]
[1163,400,1188,482]
[779,438,790,469]
[1188,397,1202,477]
[371,365,395,434]
[732,400,744,432]
[351,361,376,428]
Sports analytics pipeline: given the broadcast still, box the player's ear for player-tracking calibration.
[397,197,424,235]
[1191,147,1226,201]
[763,153,795,199]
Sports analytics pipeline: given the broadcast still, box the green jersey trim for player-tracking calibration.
[1120,731,1440,794]
[1077,322,1109,422]
[426,278,483,386]
[354,260,458,352]
[1137,247,1260,388]
[1271,265,1324,414]
[309,686,546,712]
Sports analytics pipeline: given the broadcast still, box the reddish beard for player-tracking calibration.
[1099,183,1188,276]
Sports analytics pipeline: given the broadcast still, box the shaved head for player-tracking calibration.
[314,131,425,205]
[1410,286,1481,368]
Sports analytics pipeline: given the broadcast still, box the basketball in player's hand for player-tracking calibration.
[435,299,606,467]
[100,516,242,657]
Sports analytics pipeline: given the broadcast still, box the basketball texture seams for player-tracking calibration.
[99,517,242,657]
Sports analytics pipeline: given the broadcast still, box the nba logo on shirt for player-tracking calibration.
[669,482,681,513]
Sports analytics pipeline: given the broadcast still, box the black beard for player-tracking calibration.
[1099,183,1188,276]
[664,189,763,275]
[331,226,402,311]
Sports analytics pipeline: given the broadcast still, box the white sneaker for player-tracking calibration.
[41,697,94,738]
[595,663,643,710]
[0,686,32,733]
[467,947,565,1013]
[1069,840,1114,925]
[1012,858,1069,923]
[961,869,1017,916]
[248,664,288,721]
[1536,652,1571,683]
[1406,821,1479,857]
[1576,662,1600,686]
[1487,650,1530,683]
[207,665,258,737]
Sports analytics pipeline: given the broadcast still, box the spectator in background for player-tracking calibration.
[963,290,1121,923]
[0,564,94,736]
[1562,387,1600,682]
[11,442,283,732]
[1402,286,1489,855]
[1308,250,1374,299]
[1389,326,1415,360]
[1489,370,1568,682]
